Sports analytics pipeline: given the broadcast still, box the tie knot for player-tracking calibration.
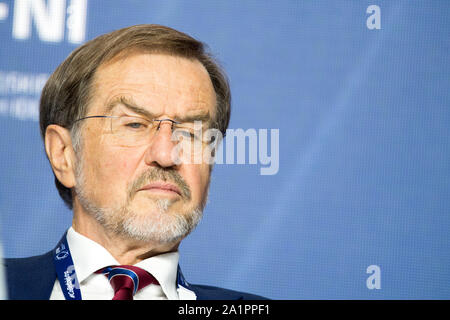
[98,265,159,300]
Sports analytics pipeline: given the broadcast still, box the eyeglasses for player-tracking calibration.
[73,115,214,148]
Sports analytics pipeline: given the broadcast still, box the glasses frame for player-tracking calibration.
[73,115,181,130]
[72,115,219,163]
[72,115,212,147]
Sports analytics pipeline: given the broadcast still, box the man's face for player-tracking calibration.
[73,52,216,243]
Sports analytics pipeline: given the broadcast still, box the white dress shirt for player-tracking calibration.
[50,227,188,300]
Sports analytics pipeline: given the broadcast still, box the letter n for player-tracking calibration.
[13,0,66,42]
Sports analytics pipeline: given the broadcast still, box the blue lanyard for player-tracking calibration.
[53,231,190,300]
[53,232,82,300]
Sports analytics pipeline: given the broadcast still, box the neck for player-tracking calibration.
[71,208,180,265]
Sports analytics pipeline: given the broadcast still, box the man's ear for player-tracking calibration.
[44,125,77,189]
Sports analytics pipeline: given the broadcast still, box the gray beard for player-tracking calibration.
[73,161,204,244]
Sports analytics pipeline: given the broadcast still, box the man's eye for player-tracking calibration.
[125,122,146,129]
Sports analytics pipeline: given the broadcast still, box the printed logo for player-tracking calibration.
[64,265,77,298]
[55,243,69,260]
[0,70,49,121]
[1,0,88,44]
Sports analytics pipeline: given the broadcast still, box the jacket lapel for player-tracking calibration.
[176,266,197,300]
[4,249,56,300]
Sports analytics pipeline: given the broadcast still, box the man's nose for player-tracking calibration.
[144,121,177,168]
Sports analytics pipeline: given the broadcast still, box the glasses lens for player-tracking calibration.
[110,116,153,146]
[107,116,213,151]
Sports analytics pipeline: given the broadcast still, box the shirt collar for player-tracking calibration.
[135,251,179,300]
[66,226,180,300]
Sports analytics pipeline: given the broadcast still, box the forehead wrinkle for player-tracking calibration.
[93,55,217,123]
[104,95,158,119]
[104,92,214,123]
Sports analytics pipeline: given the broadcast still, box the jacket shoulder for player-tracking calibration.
[189,284,268,300]
[3,250,56,300]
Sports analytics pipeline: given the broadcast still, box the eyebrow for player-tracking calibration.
[105,96,157,120]
[105,96,212,123]
[173,112,211,123]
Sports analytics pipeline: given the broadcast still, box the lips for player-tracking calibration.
[138,182,182,196]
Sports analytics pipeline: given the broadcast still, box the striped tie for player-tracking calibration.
[98,265,159,300]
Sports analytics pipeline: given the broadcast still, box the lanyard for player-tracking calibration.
[53,232,82,300]
[53,231,191,300]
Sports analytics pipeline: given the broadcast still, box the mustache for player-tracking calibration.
[129,167,191,200]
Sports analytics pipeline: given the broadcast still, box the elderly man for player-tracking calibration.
[4,24,265,300]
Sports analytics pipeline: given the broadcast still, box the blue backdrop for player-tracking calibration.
[1,0,449,299]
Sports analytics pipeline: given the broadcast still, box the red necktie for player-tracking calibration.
[97,265,159,300]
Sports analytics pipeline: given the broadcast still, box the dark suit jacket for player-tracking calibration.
[3,244,266,300]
